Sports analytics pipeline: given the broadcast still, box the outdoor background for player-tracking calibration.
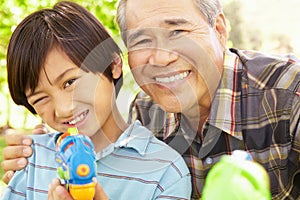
[0,0,299,192]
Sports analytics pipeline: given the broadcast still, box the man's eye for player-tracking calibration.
[131,39,152,48]
[64,78,77,88]
[170,30,185,37]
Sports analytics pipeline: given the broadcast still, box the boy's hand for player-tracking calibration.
[48,178,71,200]
[1,134,33,184]
[48,178,109,200]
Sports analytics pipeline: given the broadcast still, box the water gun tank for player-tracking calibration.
[201,150,272,200]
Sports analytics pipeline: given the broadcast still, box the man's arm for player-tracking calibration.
[289,84,300,197]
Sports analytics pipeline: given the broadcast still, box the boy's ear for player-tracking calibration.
[111,54,123,79]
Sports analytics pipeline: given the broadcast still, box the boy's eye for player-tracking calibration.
[32,97,46,105]
[29,95,49,106]
[64,78,77,88]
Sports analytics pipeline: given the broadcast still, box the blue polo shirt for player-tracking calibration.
[1,121,191,199]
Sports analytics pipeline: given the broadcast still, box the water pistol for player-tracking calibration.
[55,127,97,200]
[201,150,272,200]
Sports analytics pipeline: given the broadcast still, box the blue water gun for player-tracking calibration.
[55,127,97,200]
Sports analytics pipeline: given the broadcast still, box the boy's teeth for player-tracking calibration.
[155,71,189,83]
[68,112,85,125]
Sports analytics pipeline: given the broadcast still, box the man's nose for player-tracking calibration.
[148,48,179,67]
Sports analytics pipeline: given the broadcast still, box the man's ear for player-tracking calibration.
[214,12,227,47]
[111,54,123,79]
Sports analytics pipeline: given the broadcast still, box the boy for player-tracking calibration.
[1,1,191,199]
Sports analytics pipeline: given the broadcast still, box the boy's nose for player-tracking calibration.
[54,97,74,119]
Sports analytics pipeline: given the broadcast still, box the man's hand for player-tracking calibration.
[48,178,109,200]
[1,134,33,184]
[32,123,49,134]
[1,123,48,184]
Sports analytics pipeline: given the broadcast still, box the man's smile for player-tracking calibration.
[155,70,190,84]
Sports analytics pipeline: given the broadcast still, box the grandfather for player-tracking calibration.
[117,0,300,199]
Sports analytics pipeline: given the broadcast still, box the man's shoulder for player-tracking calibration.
[231,48,299,63]
[230,48,300,92]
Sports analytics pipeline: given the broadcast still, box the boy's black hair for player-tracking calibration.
[7,1,122,114]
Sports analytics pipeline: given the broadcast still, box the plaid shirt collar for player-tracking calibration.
[206,49,243,140]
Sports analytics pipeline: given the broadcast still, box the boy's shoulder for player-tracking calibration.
[29,132,60,150]
[112,120,190,177]
[29,131,59,141]
[120,120,187,164]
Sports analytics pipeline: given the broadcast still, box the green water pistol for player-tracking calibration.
[201,150,272,200]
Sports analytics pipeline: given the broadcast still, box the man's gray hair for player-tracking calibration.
[116,0,222,46]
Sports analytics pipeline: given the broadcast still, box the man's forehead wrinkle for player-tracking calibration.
[163,18,190,26]
[127,18,192,43]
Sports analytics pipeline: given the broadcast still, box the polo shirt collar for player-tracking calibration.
[115,120,151,156]
[96,121,151,160]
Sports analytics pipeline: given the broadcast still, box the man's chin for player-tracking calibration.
[156,100,182,113]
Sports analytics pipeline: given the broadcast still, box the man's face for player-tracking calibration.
[125,0,227,114]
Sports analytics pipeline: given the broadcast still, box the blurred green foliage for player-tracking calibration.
[0,136,5,178]
[0,0,135,130]
[0,0,120,67]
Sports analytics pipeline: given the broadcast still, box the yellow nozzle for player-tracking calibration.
[68,127,79,136]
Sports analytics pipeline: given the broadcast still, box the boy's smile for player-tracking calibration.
[26,46,125,151]
[63,109,89,127]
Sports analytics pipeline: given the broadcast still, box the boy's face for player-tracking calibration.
[26,46,116,139]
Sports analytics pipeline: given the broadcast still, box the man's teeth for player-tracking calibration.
[68,112,86,125]
[155,71,189,83]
